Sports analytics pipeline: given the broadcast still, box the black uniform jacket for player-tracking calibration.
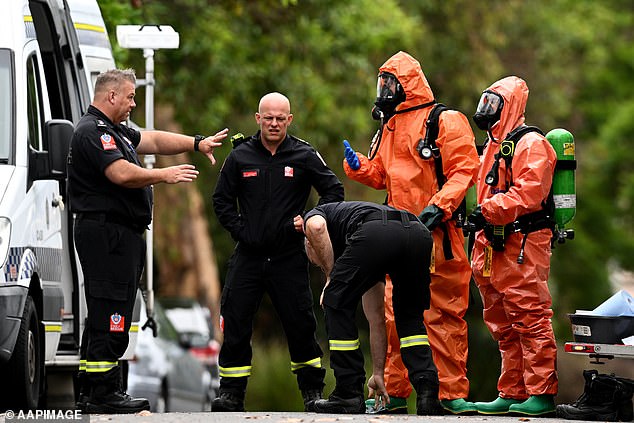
[213,131,344,254]
[68,105,152,227]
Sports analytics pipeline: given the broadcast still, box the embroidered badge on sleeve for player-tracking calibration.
[100,134,117,151]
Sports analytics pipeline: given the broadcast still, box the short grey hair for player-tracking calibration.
[94,68,136,94]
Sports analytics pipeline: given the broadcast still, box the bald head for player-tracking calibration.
[258,92,291,114]
[255,92,293,151]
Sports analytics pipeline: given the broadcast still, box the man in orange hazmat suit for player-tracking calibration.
[343,51,479,415]
[468,76,558,416]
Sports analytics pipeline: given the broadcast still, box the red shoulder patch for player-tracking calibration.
[100,134,117,151]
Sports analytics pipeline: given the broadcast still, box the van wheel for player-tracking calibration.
[6,297,43,410]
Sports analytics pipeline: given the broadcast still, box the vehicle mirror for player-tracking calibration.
[45,119,74,179]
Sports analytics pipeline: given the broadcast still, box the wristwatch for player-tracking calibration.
[194,134,205,152]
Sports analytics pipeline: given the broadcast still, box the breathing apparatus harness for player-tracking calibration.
[476,125,556,264]
[368,100,436,160]
[417,102,473,261]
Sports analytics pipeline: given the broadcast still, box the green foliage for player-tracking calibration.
[245,342,333,411]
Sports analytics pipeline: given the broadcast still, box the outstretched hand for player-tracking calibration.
[163,164,199,184]
[199,128,229,165]
[343,140,360,170]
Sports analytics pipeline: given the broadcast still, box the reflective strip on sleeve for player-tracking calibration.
[85,360,118,373]
[79,360,86,372]
[329,338,360,351]
[129,324,139,333]
[400,335,429,348]
[290,357,322,372]
[219,365,252,378]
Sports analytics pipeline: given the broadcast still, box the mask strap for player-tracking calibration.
[368,112,385,160]
[486,128,499,144]
[394,100,436,115]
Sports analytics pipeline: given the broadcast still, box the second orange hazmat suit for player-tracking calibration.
[344,51,479,402]
[471,76,558,400]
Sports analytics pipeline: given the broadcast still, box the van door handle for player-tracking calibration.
[52,195,65,210]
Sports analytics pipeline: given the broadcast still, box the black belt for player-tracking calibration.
[77,212,147,234]
[363,209,419,224]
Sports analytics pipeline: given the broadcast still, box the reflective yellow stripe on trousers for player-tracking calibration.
[329,339,360,351]
[290,357,322,372]
[85,360,118,373]
[219,365,252,378]
[400,334,429,348]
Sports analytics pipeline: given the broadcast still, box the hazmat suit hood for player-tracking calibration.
[379,51,435,113]
[484,76,528,141]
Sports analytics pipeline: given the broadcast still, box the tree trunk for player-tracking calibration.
[150,106,222,341]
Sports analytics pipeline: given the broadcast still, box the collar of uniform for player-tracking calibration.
[87,105,116,128]
[253,130,294,153]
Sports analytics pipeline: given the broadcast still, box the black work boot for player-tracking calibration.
[302,389,323,412]
[211,391,245,412]
[85,391,150,414]
[415,378,444,416]
[85,368,150,414]
[556,370,634,422]
[314,385,365,414]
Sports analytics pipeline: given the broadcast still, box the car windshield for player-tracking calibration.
[163,308,210,336]
[0,49,13,163]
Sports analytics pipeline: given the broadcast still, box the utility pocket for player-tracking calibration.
[78,221,141,301]
[324,260,362,309]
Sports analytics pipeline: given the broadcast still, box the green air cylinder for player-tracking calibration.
[465,185,477,217]
[546,128,576,227]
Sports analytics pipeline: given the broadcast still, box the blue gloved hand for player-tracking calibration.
[418,204,445,231]
[343,140,360,170]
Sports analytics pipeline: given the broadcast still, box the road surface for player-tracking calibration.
[0,410,593,423]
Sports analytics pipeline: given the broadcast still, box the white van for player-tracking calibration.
[0,0,139,409]
[67,0,116,97]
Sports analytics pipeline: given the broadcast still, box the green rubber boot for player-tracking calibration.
[441,398,477,414]
[476,396,524,414]
[365,396,408,414]
[508,395,556,416]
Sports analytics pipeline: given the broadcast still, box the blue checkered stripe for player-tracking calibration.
[34,247,63,282]
[3,247,62,283]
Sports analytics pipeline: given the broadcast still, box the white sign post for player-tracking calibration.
[116,25,179,333]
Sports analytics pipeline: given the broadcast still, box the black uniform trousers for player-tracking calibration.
[322,211,438,394]
[218,247,325,394]
[75,216,145,390]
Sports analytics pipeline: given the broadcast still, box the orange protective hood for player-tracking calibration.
[379,51,435,110]
[485,76,528,141]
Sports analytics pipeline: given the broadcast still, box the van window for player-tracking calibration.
[26,54,44,151]
[0,49,13,162]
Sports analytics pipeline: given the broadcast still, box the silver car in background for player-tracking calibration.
[157,297,221,400]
